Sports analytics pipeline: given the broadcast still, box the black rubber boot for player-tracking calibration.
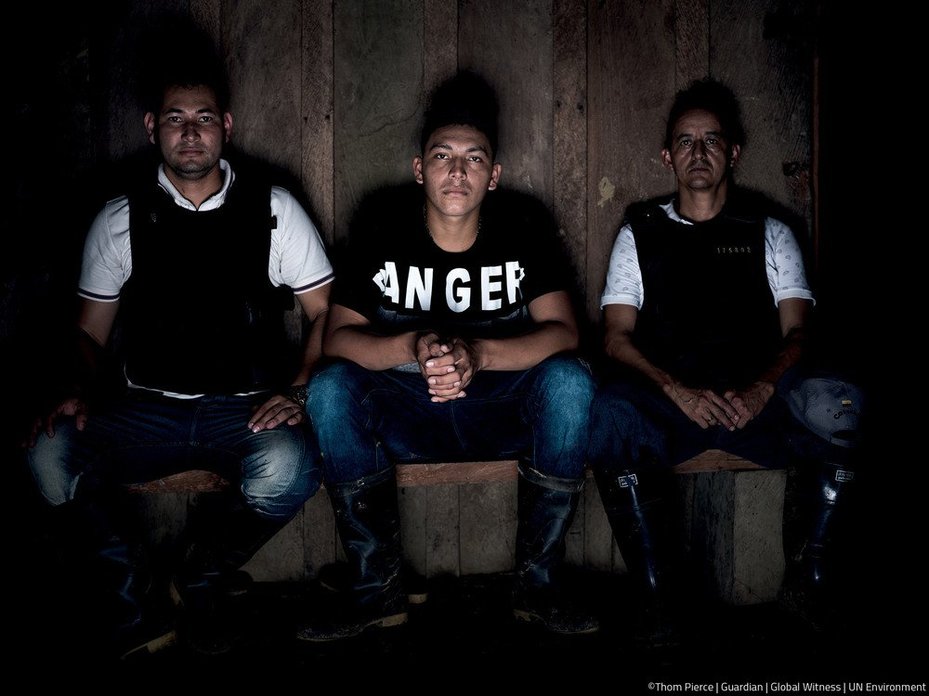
[296,468,408,642]
[53,491,176,661]
[172,493,290,655]
[594,468,683,646]
[780,452,857,630]
[318,560,429,605]
[512,466,598,634]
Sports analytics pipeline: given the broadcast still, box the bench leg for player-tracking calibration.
[689,469,786,605]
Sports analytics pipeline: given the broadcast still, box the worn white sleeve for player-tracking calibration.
[764,217,815,306]
[599,224,643,309]
[269,187,334,293]
[77,196,132,301]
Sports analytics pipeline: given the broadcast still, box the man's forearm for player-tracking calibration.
[470,321,577,371]
[292,308,327,384]
[605,329,676,391]
[756,327,807,387]
[325,325,420,370]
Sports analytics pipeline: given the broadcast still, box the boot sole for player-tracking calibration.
[120,629,178,661]
[319,583,428,605]
[297,611,409,643]
[319,576,428,605]
[407,590,428,605]
[512,608,600,635]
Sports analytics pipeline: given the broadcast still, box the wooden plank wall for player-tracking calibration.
[14,0,815,581]
[79,0,813,313]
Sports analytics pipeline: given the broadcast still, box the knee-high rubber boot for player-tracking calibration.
[174,492,288,604]
[594,468,683,644]
[170,492,292,655]
[55,491,176,660]
[781,452,856,628]
[296,468,408,642]
[512,466,598,634]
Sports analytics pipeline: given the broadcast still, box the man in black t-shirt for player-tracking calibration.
[296,72,597,640]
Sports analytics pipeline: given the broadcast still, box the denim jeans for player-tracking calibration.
[27,391,320,520]
[306,355,595,484]
[588,374,833,477]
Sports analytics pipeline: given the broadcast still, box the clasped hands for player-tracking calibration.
[415,331,482,403]
[665,380,775,431]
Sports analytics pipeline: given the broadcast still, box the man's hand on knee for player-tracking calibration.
[249,394,305,432]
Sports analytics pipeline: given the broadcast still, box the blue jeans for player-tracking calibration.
[27,391,319,520]
[588,375,833,477]
[306,355,594,484]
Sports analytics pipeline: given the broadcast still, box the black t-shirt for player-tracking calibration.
[334,187,572,342]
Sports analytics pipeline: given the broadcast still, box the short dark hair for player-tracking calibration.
[139,26,229,114]
[664,78,745,150]
[420,71,499,158]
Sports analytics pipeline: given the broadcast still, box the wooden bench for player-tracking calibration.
[126,450,785,606]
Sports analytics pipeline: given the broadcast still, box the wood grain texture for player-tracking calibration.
[333,0,424,243]
[423,0,458,94]
[302,0,335,245]
[223,0,302,175]
[126,470,230,494]
[458,0,554,207]
[399,485,429,576]
[564,484,586,567]
[674,0,709,88]
[396,461,517,487]
[302,489,337,578]
[425,484,461,576]
[584,476,616,572]
[125,453,758,493]
[459,480,517,575]
[586,0,678,321]
[99,1,192,161]
[710,0,814,233]
[553,0,589,325]
[242,508,306,582]
[191,0,223,51]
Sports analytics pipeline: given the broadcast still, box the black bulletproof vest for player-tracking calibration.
[629,196,782,392]
[121,170,293,394]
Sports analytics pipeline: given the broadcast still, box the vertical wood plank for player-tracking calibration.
[242,508,305,582]
[553,0,589,335]
[423,0,458,94]
[692,471,735,600]
[399,485,428,577]
[584,476,616,572]
[190,0,223,51]
[302,0,335,246]
[424,485,461,577]
[98,1,192,162]
[731,470,786,604]
[679,472,697,559]
[135,491,190,550]
[333,0,424,244]
[224,0,306,346]
[223,0,302,176]
[459,480,517,575]
[710,0,814,233]
[586,0,677,323]
[302,489,336,578]
[674,0,709,88]
[564,485,586,567]
[458,0,554,207]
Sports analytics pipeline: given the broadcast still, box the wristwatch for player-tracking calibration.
[285,384,308,409]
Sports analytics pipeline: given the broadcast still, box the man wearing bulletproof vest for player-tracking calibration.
[588,78,863,641]
[24,58,332,660]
